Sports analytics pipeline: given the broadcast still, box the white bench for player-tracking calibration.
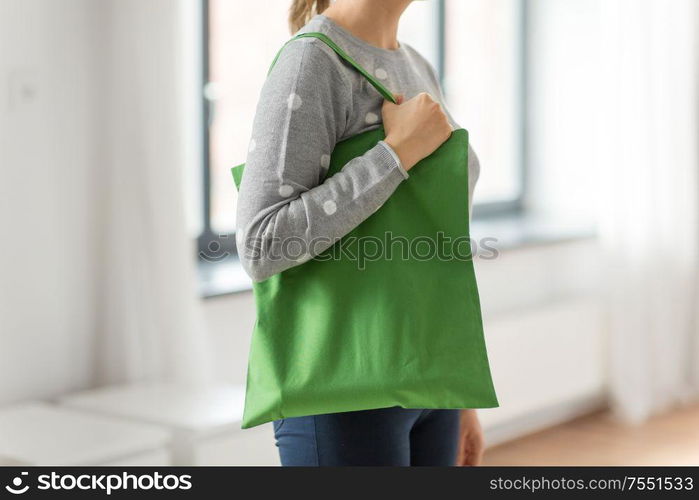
[0,402,171,465]
[58,383,279,465]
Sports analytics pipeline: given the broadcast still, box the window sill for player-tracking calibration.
[199,213,597,299]
[198,257,252,299]
[470,212,597,252]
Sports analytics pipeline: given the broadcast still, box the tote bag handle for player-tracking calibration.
[268,31,398,105]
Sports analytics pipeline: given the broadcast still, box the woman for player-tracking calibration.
[237,0,484,466]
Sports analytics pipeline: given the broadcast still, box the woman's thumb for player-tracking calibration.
[382,94,403,113]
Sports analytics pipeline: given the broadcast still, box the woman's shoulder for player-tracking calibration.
[270,35,345,76]
[398,41,441,84]
[268,32,354,98]
[272,15,352,74]
[260,23,354,130]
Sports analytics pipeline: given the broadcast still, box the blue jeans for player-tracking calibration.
[273,407,460,466]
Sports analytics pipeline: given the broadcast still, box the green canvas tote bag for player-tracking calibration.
[232,32,498,429]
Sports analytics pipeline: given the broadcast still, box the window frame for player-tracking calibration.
[198,0,529,259]
[198,0,237,261]
[442,0,529,218]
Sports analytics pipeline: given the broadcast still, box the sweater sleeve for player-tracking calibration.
[236,39,408,282]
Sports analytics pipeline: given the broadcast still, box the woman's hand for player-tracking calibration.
[382,92,453,171]
[456,409,485,466]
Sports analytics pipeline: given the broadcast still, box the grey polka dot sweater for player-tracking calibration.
[236,15,480,282]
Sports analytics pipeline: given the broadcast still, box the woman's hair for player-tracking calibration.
[289,0,330,33]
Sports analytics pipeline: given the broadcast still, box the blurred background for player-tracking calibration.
[1,0,698,466]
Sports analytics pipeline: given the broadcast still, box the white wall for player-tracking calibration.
[477,239,607,442]
[0,0,103,404]
[203,292,256,385]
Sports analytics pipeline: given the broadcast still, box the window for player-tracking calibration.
[198,0,291,259]
[443,0,526,212]
[199,0,526,259]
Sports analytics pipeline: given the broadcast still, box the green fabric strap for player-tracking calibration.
[268,31,398,104]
